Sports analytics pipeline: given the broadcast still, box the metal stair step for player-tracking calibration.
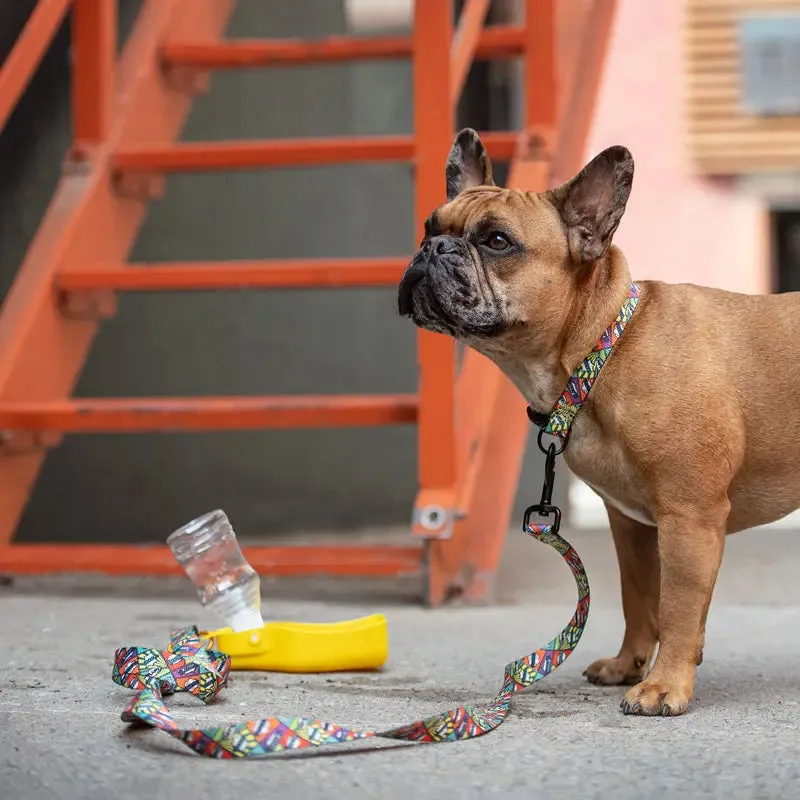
[0,395,418,432]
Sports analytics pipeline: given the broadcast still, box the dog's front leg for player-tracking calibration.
[584,504,659,686]
[620,508,726,716]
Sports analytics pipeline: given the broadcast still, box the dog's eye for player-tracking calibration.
[485,232,511,251]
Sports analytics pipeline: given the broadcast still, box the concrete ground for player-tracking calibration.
[2,525,800,800]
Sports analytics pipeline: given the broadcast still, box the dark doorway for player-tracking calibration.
[772,209,800,292]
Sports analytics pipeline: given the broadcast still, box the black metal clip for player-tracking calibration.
[523,408,569,535]
[523,441,563,533]
[539,442,557,507]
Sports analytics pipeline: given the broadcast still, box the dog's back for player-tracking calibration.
[625,280,800,531]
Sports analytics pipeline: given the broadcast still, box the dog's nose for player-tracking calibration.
[431,236,460,256]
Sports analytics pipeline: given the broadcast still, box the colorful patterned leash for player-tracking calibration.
[110,285,642,758]
[112,519,588,759]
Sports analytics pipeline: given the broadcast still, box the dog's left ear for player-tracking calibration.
[548,145,634,264]
[445,128,495,202]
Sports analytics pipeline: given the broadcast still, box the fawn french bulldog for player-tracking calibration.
[398,128,800,716]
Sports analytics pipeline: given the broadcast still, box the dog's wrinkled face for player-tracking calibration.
[397,128,634,350]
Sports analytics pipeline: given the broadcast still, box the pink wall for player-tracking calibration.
[585,0,768,294]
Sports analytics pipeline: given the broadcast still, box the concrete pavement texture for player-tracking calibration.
[2,526,800,800]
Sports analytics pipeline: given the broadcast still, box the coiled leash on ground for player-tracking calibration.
[110,284,641,758]
[112,518,588,759]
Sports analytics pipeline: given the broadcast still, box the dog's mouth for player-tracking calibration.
[397,261,423,319]
[398,271,455,335]
[397,252,459,334]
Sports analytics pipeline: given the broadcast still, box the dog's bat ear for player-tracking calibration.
[548,145,634,264]
[445,128,495,202]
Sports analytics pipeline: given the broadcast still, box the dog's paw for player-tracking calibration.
[583,656,646,686]
[620,680,692,717]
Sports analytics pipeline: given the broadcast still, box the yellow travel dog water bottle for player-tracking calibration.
[166,509,388,673]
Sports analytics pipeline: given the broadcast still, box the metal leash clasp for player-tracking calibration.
[522,411,570,535]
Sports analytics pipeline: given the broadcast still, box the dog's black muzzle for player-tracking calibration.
[398,236,472,321]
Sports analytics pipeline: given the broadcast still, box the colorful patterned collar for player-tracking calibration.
[528,281,641,439]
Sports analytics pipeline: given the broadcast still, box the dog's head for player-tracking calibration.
[397,128,634,352]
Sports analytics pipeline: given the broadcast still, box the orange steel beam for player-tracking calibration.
[411,0,458,548]
[72,0,116,145]
[0,544,424,577]
[424,162,548,607]
[161,25,525,68]
[431,0,619,605]
[553,0,618,185]
[0,0,236,549]
[0,0,73,133]
[423,0,564,606]
[58,258,410,291]
[450,0,492,106]
[525,0,557,135]
[111,131,518,173]
[448,162,548,604]
[0,395,418,432]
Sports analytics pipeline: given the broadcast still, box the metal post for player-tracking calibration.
[72,0,117,145]
[412,0,458,496]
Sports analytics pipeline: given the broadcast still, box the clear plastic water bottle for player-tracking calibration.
[167,509,264,633]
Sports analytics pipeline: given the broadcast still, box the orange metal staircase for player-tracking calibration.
[0,0,617,605]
